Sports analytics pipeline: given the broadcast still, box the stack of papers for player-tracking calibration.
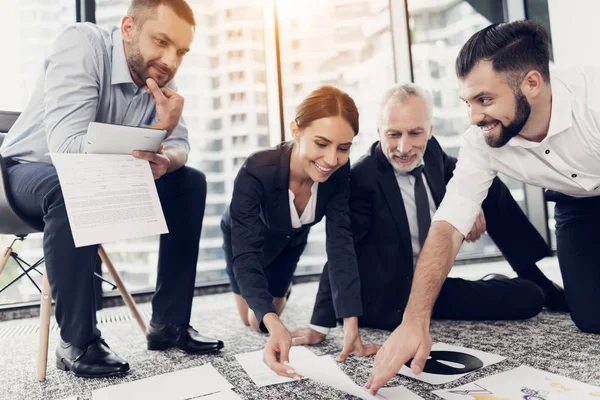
[92,364,233,400]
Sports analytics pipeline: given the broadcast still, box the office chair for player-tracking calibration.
[0,111,146,380]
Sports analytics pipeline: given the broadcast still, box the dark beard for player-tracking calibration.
[483,90,531,148]
[127,36,173,87]
[127,49,147,86]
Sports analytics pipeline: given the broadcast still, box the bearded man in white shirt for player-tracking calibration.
[366,19,600,394]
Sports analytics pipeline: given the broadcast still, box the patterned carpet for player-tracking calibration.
[0,279,599,400]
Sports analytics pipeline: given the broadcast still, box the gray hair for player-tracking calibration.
[378,83,433,125]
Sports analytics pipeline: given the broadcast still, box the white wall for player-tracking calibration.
[548,0,600,67]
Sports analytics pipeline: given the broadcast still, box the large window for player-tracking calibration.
[0,0,554,307]
[94,0,273,289]
[0,0,75,111]
[277,0,396,274]
[0,0,76,305]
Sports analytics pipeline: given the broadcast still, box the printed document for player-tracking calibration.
[51,154,168,247]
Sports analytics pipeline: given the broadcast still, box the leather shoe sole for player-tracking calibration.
[56,358,130,378]
[147,340,224,354]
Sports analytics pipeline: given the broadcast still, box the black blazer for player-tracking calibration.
[222,141,362,331]
[310,138,550,328]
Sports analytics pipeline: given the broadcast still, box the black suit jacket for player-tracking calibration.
[222,141,362,332]
[310,138,550,328]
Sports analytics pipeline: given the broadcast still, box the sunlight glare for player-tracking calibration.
[275,0,327,20]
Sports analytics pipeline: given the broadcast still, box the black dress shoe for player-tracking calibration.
[146,323,224,354]
[56,338,130,378]
[542,281,569,312]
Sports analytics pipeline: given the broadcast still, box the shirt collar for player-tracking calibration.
[507,74,573,147]
[546,74,573,137]
[394,159,425,177]
[111,28,137,87]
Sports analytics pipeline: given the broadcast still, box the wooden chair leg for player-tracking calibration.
[0,246,12,277]
[37,272,52,381]
[97,245,147,335]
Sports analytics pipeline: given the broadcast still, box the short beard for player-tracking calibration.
[126,33,173,87]
[127,34,148,86]
[484,89,531,148]
[387,152,424,173]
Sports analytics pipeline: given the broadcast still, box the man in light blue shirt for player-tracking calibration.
[1,0,223,378]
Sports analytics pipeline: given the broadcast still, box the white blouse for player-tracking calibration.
[288,181,319,228]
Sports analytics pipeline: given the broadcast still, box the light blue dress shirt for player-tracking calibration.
[0,23,189,164]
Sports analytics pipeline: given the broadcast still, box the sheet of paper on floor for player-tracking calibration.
[289,348,423,400]
[191,390,242,400]
[398,342,505,385]
[235,346,324,387]
[51,154,168,247]
[91,363,232,400]
[432,365,600,400]
[377,386,425,400]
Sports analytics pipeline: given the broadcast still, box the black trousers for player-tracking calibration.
[221,218,306,298]
[7,161,206,347]
[548,191,600,333]
[321,274,545,332]
[310,176,548,330]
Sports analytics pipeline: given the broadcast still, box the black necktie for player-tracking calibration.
[408,165,431,248]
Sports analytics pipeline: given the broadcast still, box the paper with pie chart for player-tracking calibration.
[398,343,505,385]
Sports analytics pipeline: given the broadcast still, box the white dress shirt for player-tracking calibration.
[434,66,600,237]
[289,181,319,228]
[310,161,436,335]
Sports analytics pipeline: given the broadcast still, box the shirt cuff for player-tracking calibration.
[162,137,190,156]
[309,324,331,336]
[432,195,482,237]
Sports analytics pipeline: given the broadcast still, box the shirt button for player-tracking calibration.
[544,149,550,154]
[571,173,577,178]
[286,235,291,239]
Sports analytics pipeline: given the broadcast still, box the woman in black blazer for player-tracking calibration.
[221,86,378,377]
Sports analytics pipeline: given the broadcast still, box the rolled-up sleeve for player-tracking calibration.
[325,165,363,319]
[432,136,497,236]
[43,26,102,154]
[230,164,275,332]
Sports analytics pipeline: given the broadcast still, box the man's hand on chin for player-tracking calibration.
[145,78,184,136]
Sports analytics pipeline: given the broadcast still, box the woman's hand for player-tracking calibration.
[262,313,303,379]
